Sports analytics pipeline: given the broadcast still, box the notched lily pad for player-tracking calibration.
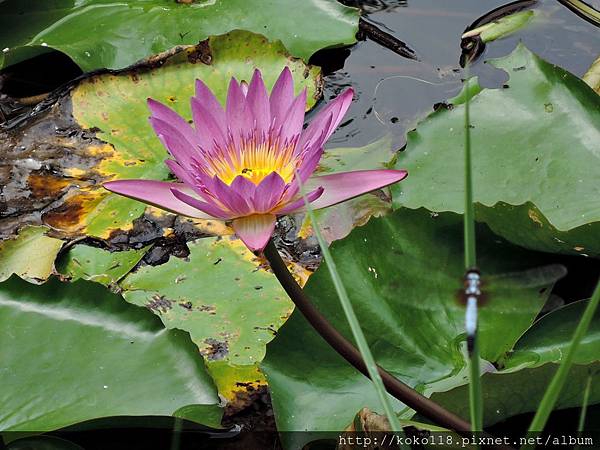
[392,44,600,257]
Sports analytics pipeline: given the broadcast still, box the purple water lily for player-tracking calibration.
[104,67,407,252]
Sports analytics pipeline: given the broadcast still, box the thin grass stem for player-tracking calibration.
[463,66,483,433]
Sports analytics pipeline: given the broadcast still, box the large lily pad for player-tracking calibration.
[432,300,600,426]
[6,30,321,239]
[120,236,294,403]
[0,226,63,284]
[0,276,221,433]
[391,44,600,257]
[0,0,358,71]
[262,208,564,448]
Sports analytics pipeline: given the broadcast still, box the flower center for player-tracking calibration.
[209,138,297,186]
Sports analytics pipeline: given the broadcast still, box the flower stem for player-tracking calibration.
[524,279,600,441]
[265,240,470,434]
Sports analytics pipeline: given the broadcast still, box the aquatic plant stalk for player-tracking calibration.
[524,279,600,442]
[577,374,592,433]
[463,67,483,433]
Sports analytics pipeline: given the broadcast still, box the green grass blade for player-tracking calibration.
[524,279,600,443]
[463,67,483,433]
[297,173,408,446]
[578,374,593,431]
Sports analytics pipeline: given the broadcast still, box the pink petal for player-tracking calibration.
[298,88,353,150]
[254,171,286,212]
[165,159,196,187]
[296,146,324,183]
[147,98,201,154]
[246,69,270,135]
[164,160,213,202]
[170,188,230,219]
[230,175,257,201]
[211,176,252,216]
[232,214,276,252]
[270,67,294,133]
[194,79,226,130]
[274,186,324,214]
[150,117,198,169]
[303,169,408,211]
[191,97,227,151]
[279,89,307,143]
[226,78,251,146]
[103,180,215,219]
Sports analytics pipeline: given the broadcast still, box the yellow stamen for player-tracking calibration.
[208,139,297,185]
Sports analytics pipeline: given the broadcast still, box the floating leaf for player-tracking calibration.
[56,244,149,286]
[0,226,63,284]
[262,208,563,448]
[462,10,535,43]
[120,236,293,403]
[391,44,600,257]
[0,276,221,433]
[0,0,358,71]
[432,300,600,426]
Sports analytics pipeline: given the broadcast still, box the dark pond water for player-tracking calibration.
[319,0,600,149]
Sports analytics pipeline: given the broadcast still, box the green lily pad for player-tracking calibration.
[0,276,221,433]
[262,208,564,448]
[432,300,600,426]
[0,0,358,71]
[56,244,149,286]
[391,44,600,257]
[62,30,321,238]
[0,226,63,284]
[120,236,293,403]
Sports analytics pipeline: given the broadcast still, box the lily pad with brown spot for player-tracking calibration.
[119,236,294,403]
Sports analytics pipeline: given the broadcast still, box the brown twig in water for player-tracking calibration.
[263,240,514,449]
[358,17,418,61]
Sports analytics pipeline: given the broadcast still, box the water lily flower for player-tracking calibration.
[104,67,407,252]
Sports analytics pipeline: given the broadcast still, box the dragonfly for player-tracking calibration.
[459,264,566,354]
